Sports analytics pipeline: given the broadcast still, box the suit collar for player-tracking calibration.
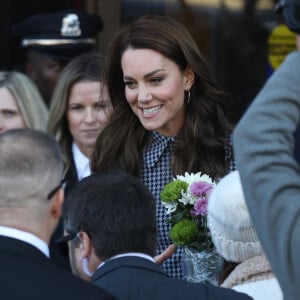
[72,143,91,180]
[93,256,168,281]
[0,226,49,257]
[0,236,50,262]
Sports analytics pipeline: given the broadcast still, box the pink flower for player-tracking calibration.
[191,197,208,216]
[190,181,213,197]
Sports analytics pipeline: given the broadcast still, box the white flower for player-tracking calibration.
[176,172,214,185]
[178,190,196,205]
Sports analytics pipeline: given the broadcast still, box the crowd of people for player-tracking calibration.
[1,4,300,300]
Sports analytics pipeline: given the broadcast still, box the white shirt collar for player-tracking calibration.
[0,226,49,258]
[97,252,155,270]
[72,143,91,180]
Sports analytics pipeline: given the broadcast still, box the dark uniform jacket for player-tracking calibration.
[0,236,115,300]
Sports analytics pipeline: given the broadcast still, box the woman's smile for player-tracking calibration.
[122,48,194,136]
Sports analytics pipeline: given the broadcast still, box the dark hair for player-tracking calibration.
[91,15,232,179]
[63,172,157,259]
[48,51,106,169]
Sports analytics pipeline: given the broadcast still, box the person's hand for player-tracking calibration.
[154,244,176,265]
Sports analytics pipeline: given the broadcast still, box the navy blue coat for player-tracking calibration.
[93,256,252,300]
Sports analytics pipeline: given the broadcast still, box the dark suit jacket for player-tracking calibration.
[49,151,78,271]
[93,256,252,300]
[0,236,115,300]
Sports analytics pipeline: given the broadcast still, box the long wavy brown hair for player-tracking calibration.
[91,15,233,179]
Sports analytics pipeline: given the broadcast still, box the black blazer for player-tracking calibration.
[0,236,115,300]
[93,256,253,300]
[49,152,78,271]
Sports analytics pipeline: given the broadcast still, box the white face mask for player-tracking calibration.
[81,257,94,277]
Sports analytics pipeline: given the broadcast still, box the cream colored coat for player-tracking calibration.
[221,254,283,300]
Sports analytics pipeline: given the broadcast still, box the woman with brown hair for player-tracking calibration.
[48,52,112,192]
[91,15,234,278]
[48,52,112,270]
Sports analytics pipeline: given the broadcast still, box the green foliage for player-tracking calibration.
[169,219,198,245]
[169,202,191,226]
[160,180,188,203]
[160,172,216,252]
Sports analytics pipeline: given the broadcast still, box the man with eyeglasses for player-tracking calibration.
[0,129,114,299]
[62,171,252,300]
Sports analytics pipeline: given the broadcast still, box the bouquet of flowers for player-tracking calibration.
[160,172,216,252]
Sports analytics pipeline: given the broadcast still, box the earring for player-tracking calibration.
[186,89,191,104]
[81,257,94,277]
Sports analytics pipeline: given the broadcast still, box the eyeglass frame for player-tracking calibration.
[47,179,66,200]
[56,230,92,244]
[57,231,78,243]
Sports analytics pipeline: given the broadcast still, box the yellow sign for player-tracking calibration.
[268,24,296,70]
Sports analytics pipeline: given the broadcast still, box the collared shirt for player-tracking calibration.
[97,252,155,270]
[72,143,91,180]
[0,226,49,258]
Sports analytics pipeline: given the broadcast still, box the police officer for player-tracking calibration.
[13,10,103,106]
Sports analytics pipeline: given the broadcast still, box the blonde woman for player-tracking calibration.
[0,71,48,132]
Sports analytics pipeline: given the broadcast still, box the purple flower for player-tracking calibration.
[190,181,213,197]
[191,198,208,216]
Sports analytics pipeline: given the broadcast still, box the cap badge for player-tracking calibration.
[61,14,81,37]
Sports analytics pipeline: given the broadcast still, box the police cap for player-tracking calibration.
[13,9,103,61]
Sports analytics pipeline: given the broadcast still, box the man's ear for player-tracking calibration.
[77,231,93,259]
[50,188,64,220]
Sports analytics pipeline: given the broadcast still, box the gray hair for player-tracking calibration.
[0,129,64,206]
